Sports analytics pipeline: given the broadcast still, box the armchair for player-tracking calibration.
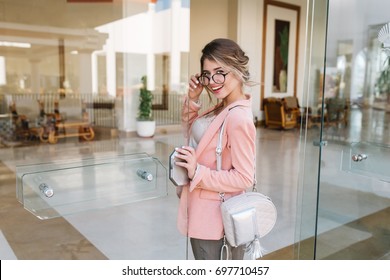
[325,97,349,127]
[263,97,297,129]
[282,96,312,127]
[282,96,301,121]
[8,101,39,140]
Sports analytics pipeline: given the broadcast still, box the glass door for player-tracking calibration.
[0,0,189,260]
[297,0,390,260]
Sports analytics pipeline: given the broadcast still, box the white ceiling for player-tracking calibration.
[0,0,151,58]
[0,0,150,28]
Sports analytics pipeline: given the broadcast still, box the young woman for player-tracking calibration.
[174,38,256,260]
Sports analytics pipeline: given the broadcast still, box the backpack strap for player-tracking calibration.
[216,119,226,171]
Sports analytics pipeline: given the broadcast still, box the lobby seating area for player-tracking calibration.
[263,96,350,130]
[0,94,112,145]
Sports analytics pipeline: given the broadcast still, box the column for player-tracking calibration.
[106,25,116,97]
[170,0,181,92]
[147,0,156,91]
[0,56,6,86]
[78,50,93,94]
[29,58,41,94]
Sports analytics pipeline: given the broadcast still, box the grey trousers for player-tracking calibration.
[190,237,245,260]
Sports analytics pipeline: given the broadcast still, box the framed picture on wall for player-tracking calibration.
[261,0,300,106]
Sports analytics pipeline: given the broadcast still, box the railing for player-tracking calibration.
[152,93,214,125]
[1,93,214,128]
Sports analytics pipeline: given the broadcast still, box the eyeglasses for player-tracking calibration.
[198,72,229,86]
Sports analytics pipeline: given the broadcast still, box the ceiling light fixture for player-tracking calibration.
[0,41,31,48]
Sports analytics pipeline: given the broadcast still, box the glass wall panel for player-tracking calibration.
[294,0,328,259]
[299,0,390,260]
[0,0,189,260]
[16,153,167,220]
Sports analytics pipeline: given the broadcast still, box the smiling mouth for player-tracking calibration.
[211,85,223,91]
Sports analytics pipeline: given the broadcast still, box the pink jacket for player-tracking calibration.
[177,95,256,240]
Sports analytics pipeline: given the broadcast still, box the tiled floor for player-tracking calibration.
[0,127,298,259]
[0,107,389,260]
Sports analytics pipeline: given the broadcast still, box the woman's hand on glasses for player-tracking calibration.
[188,74,203,101]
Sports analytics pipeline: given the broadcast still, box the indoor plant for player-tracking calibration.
[136,75,155,137]
[376,55,390,103]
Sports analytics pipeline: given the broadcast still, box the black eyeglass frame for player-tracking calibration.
[198,72,230,86]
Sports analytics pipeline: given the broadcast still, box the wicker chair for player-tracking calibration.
[263,97,297,129]
[282,96,301,121]
[282,96,312,127]
[8,101,40,140]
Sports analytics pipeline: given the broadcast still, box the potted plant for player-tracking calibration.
[376,55,390,103]
[136,75,156,137]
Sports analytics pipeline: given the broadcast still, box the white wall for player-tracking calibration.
[237,0,262,120]
[189,0,230,75]
[238,0,307,119]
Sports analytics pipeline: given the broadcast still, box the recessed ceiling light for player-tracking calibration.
[0,41,31,48]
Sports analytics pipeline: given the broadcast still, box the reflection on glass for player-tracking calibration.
[17,153,167,220]
[0,0,190,132]
[299,0,390,260]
